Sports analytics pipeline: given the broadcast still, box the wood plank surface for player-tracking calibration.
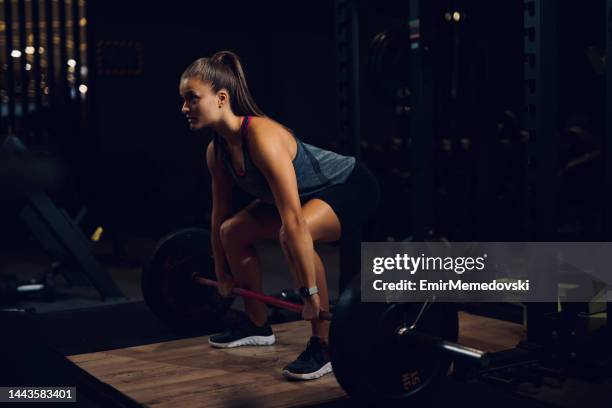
[68,312,524,408]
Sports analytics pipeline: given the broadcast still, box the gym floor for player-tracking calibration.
[67,315,524,408]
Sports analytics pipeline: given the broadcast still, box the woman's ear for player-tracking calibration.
[217,89,229,107]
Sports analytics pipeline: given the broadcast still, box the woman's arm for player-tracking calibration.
[248,128,317,291]
[206,141,234,283]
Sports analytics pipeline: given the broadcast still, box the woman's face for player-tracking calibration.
[179,78,220,130]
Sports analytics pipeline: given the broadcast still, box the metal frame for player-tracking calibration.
[3,135,124,300]
[4,0,16,130]
[523,0,558,241]
[408,0,434,241]
[336,0,362,293]
[605,0,612,318]
[335,0,361,158]
[523,0,559,342]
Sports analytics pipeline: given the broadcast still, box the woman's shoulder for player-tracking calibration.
[245,116,295,163]
[248,116,286,135]
[247,117,292,146]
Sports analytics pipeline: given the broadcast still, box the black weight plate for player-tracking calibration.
[330,276,458,407]
[141,228,234,327]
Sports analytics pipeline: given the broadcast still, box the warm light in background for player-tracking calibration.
[0,0,89,134]
[445,11,462,23]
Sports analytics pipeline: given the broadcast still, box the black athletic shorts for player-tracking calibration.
[300,162,380,237]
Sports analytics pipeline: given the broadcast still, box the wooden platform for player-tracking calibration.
[68,312,525,408]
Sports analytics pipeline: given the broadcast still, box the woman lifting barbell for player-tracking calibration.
[178,50,379,380]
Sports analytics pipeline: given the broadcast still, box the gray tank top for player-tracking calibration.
[220,116,356,204]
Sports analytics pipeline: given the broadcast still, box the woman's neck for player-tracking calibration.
[213,114,244,146]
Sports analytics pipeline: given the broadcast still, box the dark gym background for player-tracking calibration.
[1,0,607,244]
[1,1,343,243]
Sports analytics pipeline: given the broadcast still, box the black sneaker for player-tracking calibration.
[208,319,276,348]
[282,337,333,380]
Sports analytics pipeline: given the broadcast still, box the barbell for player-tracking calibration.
[141,228,489,406]
[193,276,333,321]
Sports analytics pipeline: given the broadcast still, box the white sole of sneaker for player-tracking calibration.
[282,362,333,381]
[208,334,276,348]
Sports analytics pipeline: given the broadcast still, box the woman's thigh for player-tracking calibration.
[222,198,342,246]
[221,199,282,246]
[301,199,341,243]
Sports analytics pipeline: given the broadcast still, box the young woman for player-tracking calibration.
[179,50,379,380]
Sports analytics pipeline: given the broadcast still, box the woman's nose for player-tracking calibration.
[181,101,189,114]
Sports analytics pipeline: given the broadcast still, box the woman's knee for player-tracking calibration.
[219,217,247,250]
